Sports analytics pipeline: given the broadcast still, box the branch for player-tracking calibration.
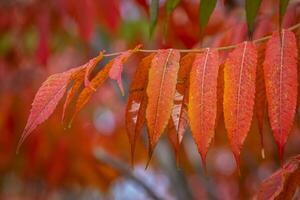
[93,148,163,200]
[103,22,300,57]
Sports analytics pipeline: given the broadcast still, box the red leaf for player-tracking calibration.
[167,53,195,159]
[109,45,141,95]
[263,30,298,162]
[188,49,219,165]
[146,49,181,155]
[224,41,257,167]
[257,155,300,200]
[125,53,154,164]
[18,69,75,151]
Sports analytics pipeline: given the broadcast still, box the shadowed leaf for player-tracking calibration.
[126,53,154,165]
[167,53,195,159]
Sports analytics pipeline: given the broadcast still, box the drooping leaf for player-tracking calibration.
[70,62,113,124]
[257,155,300,200]
[263,30,298,162]
[18,69,75,151]
[125,53,154,164]
[146,49,180,154]
[255,43,267,158]
[199,0,217,33]
[223,41,257,166]
[245,0,261,37]
[62,52,104,121]
[149,0,159,37]
[167,53,195,158]
[279,0,290,26]
[109,45,141,95]
[188,49,219,165]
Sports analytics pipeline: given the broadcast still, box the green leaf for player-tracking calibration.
[199,0,217,33]
[164,0,180,40]
[245,0,261,37]
[166,0,180,14]
[149,0,159,38]
[279,0,290,26]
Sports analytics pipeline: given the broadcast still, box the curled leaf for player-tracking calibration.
[257,155,300,200]
[62,52,104,121]
[71,62,112,124]
[109,45,141,95]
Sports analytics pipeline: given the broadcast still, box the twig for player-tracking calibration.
[103,22,300,57]
[93,148,163,200]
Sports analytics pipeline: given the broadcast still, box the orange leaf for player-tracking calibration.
[125,53,154,164]
[257,155,300,200]
[263,30,298,162]
[167,53,195,159]
[109,45,141,95]
[62,52,104,122]
[18,69,75,151]
[224,41,257,166]
[70,62,112,124]
[188,49,219,165]
[146,49,180,154]
[84,52,104,88]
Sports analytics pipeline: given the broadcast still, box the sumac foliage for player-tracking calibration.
[21,28,300,169]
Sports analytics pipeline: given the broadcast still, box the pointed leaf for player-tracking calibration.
[109,45,141,95]
[146,49,180,152]
[188,49,219,164]
[224,42,257,166]
[263,30,298,162]
[167,53,195,157]
[199,0,217,33]
[18,69,74,150]
[149,0,159,37]
[126,53,154,164]
[245,0,261,36]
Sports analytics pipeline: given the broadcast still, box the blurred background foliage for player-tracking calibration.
[0,0,300,199]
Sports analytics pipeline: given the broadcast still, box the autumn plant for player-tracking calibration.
[18,0,300,199]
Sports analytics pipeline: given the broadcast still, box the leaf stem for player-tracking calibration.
[103,22,300,57]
